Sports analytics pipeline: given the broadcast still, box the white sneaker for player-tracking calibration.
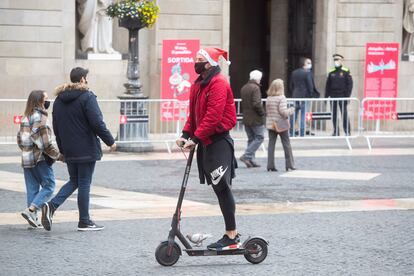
[21,208,38,228]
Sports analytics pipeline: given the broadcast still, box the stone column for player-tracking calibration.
[314,0,337,96]
[269,0,289,83]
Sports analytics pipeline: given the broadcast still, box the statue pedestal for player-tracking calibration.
[117,94,153,152]
[87,53,122,60]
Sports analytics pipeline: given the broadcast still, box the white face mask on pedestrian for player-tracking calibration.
[334,61,342,68]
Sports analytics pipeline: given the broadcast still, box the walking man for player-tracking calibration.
[325,54,353,136]
[41,67,116,231]
[289,57,318,137]
[239,70,265,168]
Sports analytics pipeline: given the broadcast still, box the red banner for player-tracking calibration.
[160,39,200,121]
[363,43,399,119]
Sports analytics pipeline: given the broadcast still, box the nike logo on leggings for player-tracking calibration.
[210,166,228,185]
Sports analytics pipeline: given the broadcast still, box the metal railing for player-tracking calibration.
[0,99,187,153]
[360,97,414,150]
[2,97,413,151]
[97,99,186,153]
[0,99,26,145]
[234,98,360,150]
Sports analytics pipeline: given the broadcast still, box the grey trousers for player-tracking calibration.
[242,124,265,161]
[267,129,295,169]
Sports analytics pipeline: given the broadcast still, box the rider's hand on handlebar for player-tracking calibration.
[110,143,117,152]
[176,137,187,148]
[183,139,196,150]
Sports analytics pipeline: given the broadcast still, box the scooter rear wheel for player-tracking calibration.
[155,241,181,266]
[244,238,268,264]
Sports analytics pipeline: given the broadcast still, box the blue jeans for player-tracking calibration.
[23,161,56,210]
[51,162,96,224]
[242,124,265,160]
[290,101,310,137]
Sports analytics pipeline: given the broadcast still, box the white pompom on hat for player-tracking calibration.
[197,47,231,66]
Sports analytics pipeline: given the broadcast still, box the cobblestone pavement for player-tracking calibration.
[1,212,413,276]
[0,139,414,275]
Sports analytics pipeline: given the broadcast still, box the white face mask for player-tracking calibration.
[334,61,342,68]
[307,64,312,70]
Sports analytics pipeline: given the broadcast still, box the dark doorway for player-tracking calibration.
[287,0,315,97]
[229,0,270,99]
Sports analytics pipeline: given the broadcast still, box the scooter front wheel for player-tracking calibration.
[155,241,181,266]
[244,238,268,264]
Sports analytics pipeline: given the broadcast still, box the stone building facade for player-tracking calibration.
[0,0,411,102]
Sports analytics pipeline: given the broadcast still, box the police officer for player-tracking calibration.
[325,54,353,136]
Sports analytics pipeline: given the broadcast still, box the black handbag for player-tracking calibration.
[43,153,56,166]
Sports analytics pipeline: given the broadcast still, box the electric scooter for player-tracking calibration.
[155,148,268,266]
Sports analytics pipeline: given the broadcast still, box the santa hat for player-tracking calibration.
[197,47,231,66]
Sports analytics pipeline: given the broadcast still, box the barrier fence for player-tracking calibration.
[97,99,186,153]
[234,98,359,150]
[1,97,413,151]
[360,97,414,150]
[0,99,26,145]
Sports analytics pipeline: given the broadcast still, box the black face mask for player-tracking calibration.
[44,101,51,110]
[194,62,209,74]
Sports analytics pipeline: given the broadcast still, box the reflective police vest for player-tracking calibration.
[325,66,353,98]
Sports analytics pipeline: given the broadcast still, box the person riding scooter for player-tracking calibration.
[176,47,239,250]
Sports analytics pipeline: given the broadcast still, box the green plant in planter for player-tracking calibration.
[106,0,160,28]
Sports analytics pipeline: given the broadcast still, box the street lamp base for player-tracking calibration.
[117,94,153,152]
[116,142,154,153]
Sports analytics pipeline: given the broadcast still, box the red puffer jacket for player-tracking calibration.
[183,70,236,145]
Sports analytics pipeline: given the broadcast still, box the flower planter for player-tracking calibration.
[118,17,144,30]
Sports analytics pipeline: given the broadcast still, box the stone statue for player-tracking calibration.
[77,0,118,54]
[403,0,414,58]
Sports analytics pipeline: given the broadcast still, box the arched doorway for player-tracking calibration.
[229,0,271,98]
[229,0,315,98]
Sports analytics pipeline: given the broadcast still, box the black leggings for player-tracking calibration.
[213,185,236,231]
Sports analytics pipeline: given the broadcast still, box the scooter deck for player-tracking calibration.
[184,248,246,256]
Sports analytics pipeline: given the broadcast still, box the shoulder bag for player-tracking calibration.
[272,99,290,133]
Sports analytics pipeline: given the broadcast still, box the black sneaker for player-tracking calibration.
[41,202,56,231]
[250,160,261,168]
[77,220,104,231]
[207,234,241,251]
[239,156,253,168]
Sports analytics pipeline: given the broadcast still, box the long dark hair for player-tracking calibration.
[24,90,45,117]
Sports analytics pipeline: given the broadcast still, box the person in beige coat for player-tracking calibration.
[266,79,296,171]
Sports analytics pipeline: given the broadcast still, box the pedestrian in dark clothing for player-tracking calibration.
[41,67,116,232]
[325,54,353,136]
[289,57,319,136]
[176,47,240,251]
[239,70,265,168]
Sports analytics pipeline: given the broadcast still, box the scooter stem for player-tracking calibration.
[167,148,196,251]
[175,148,195,213]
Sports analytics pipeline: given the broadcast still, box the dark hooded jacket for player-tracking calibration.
[52,83,115,163]
[240,80,265,126]
[290,68,316,98]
